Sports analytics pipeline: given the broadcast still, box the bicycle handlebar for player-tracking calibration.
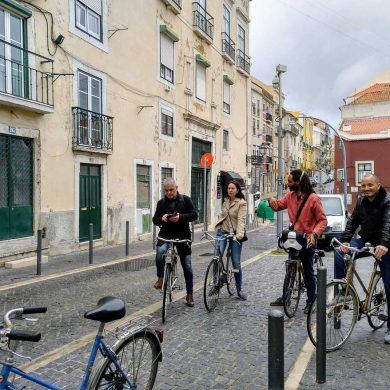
[3,306,47,328]
[156,236,191,245]
[331,237,377,258]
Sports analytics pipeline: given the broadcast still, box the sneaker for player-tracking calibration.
[186,293,194,307]
[385,329,390,344]
[270,297,283,306]
[237,290,247,301]
[303,302,312,315]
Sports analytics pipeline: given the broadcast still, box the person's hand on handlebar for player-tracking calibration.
[269,197,278,211]
[374,245,388,260]
[235,233,244,241]
[340,242,350,254]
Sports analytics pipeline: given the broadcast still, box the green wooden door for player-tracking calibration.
[79,164,101,242]
[0,134,33,241]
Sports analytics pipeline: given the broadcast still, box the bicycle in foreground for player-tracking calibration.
[202,231,239,312]
[0,296,163,389]
[279,230,325,318]
[156,236,192,324]
[307,237,387,351]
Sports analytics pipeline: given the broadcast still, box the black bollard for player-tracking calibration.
[125,221,129,256]
[89,223,93,265]
[268,309,284,389]
[316,266,327,383]
[37,229,42,276]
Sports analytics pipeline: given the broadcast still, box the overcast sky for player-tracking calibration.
[249,0,390,127]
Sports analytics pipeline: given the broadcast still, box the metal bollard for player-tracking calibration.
[37,229,42,276]
[125,221,129,257]
[152,224,156,250]
[89,223,93,265]
[268,309,284,389]
[316,266,327,383]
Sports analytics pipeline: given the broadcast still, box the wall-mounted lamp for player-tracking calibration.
[54,34,65,45]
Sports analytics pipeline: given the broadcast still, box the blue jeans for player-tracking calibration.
[155,243,194,294]
[334,238,390,329]
[299,247,316,304]
[215,231,243,291]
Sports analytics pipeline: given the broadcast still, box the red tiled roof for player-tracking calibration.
[341,117,390,135]
[348,83,390,104]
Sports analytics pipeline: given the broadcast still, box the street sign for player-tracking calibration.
[200,152,213,167]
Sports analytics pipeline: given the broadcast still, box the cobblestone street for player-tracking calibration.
[1,222,389,389]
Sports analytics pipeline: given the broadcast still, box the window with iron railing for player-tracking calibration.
[236,49,250,74]
[223,79,230,114]
[193,2,214,39]
[221,32,235,61]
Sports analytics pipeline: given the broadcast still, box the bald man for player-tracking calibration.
[335,174,390,343]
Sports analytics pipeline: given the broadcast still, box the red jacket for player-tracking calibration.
[275,192,327,236]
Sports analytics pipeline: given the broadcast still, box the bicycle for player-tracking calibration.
[307,237,387,351]
[279,230,325,318]
[0,296,163,389]
[202,231,240,312]
[156,236,192,324]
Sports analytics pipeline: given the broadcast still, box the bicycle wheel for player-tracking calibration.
[204,258,221,312]
[307,281,359,351]
[89,330,160,390]
[367,273,387,330]
[162,264,172,324]
[283,262,301,318]
[226,254,237,296]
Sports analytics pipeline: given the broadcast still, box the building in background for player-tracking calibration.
[0,0,251,261]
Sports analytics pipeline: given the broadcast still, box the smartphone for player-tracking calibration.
[166,212,178,219]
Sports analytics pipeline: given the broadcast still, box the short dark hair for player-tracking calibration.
[227,180,245,199]
[290,169,314,194]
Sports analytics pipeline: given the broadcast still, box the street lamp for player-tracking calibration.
[273,64,287,237]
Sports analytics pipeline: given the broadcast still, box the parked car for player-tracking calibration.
[318,194,348,249]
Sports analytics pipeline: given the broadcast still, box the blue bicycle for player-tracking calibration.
[0,296,163,389]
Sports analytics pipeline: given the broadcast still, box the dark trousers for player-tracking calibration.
[299,247,316,304]
[334,238,390,329]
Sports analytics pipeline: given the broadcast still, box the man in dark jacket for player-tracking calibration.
[152,178,198,307]
[335,174,390,343]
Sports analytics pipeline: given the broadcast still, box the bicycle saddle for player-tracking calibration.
[84,296,126,323]
[281,231,306,251]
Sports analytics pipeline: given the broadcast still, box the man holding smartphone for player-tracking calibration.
[152,178,198,307]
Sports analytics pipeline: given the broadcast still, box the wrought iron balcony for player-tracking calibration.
[221,32,235,63]
[193,2,214,43]
[249,154,264,164]
[236,49,250,75]
[265,156,273,164]
[289,124,299,136]
[265,112,273,122]
[265,134,273,143]
[72,107,113,153]
[0,38,54,113]
[161,0,181,14]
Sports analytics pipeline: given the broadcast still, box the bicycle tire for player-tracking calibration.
[226,254,237,296]
[89,329,160,390]
[162,264,172,324]
[367,273,387,330]
[307,281,358,351]
[283,262,301,318]
[203,258,221,312]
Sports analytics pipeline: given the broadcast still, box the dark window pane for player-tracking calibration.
[0,135,8,207]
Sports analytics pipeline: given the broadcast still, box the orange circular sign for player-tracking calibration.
[200,153,213,167]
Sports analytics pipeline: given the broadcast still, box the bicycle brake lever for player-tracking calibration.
[8,349,32,361]
[25,317,38,323]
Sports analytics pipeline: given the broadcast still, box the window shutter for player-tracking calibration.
[160,33,174,70]
[82,0,102,15]
[223,80,230,104]
[196,63,206,101]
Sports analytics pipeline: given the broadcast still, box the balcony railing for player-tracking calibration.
[0,38,54,111]
[265,156,273,164]
[249,154,264,164]
[265,134,273,143]
[265,112,273,122]
[236,49,251,74]
[193,2,214,41]
[289,124,299,136]
[72,107,113,152]
[221,32,235,62]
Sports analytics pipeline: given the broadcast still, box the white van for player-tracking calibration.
[318,194,348,248]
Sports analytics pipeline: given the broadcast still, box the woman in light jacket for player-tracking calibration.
[215,180,248,300]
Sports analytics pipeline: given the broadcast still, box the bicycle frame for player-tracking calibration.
[0,327,132,390]
[162,243,178,292]
[341,256,381,317]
